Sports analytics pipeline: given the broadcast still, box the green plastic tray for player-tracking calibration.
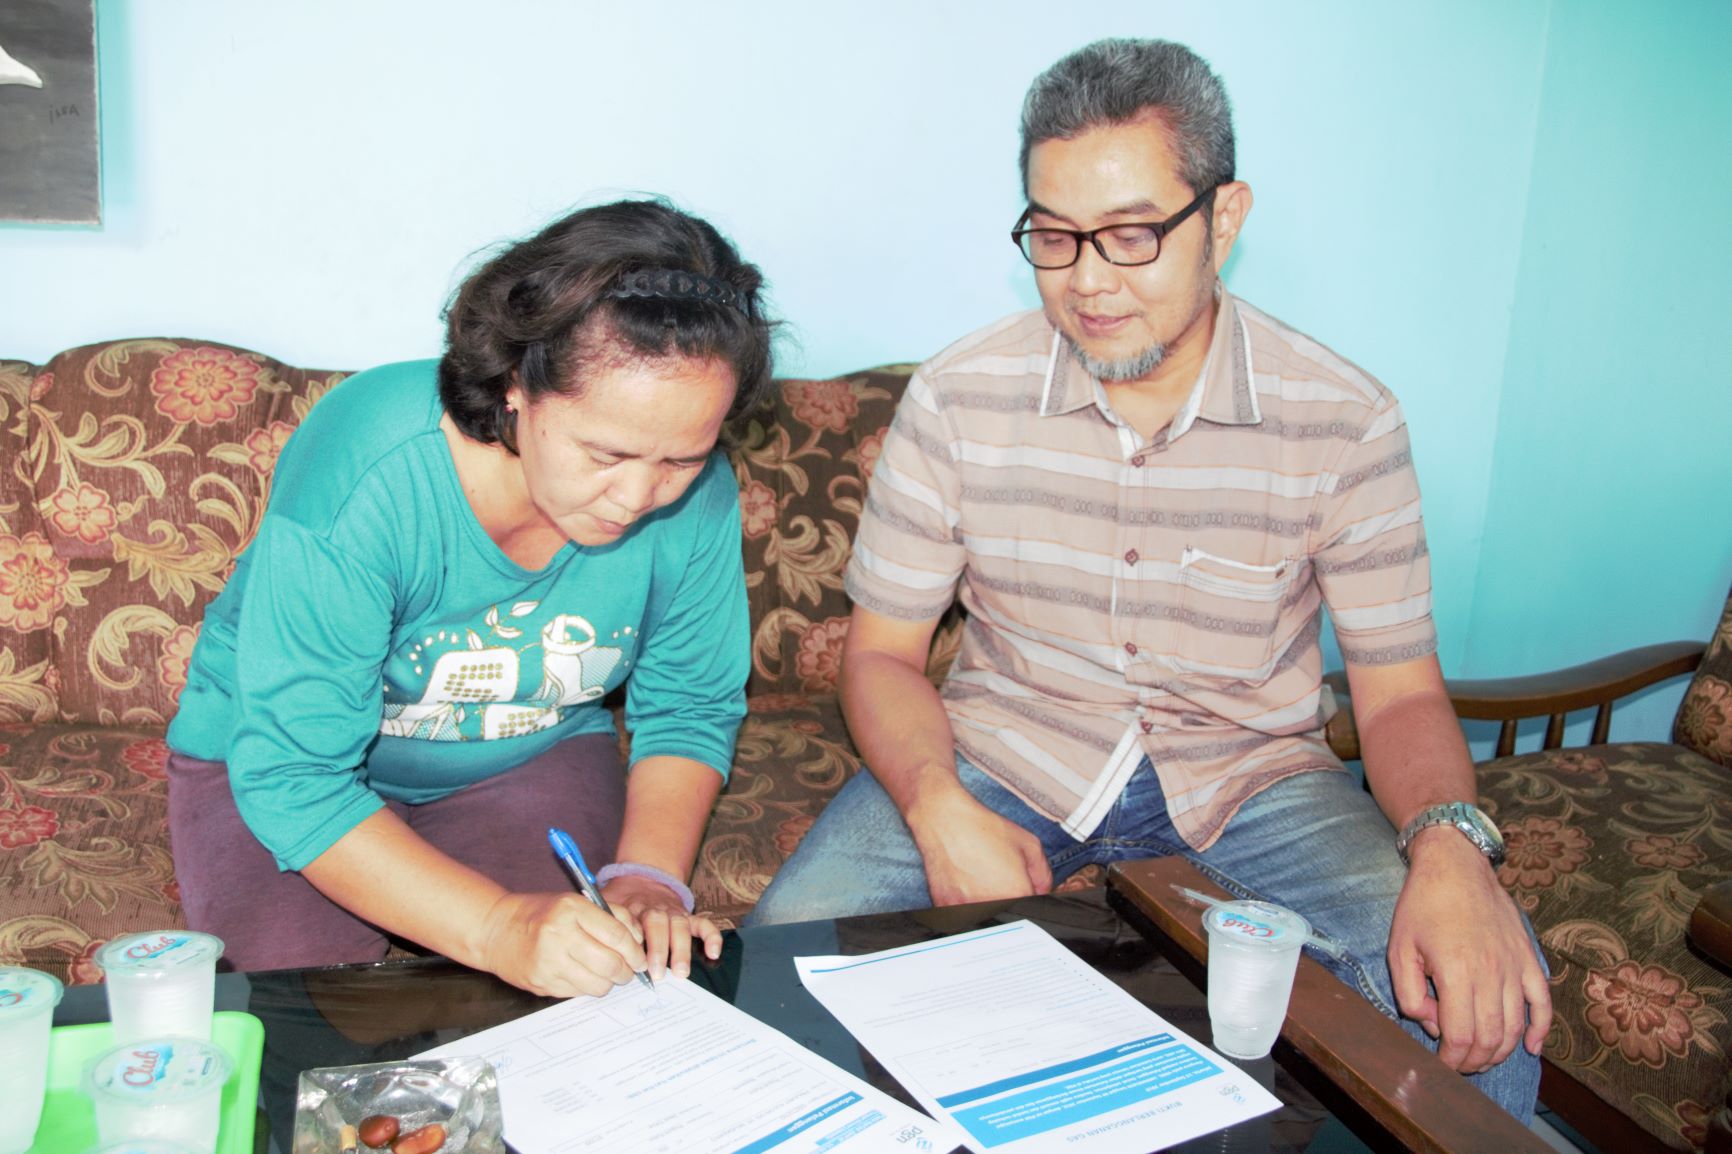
[28,1010,265,1154]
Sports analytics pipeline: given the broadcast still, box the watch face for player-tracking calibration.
[1399,802,1505,867]
[1458,804,1505,864]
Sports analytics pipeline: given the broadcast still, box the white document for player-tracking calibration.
[794,920,1280,1154]
[416,975,963,1154]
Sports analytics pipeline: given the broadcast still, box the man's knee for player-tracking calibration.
[747,768,935,926]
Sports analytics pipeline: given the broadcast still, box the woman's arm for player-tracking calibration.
[603,460,746,975]
[299,810,650,997]
[603,754,726,979]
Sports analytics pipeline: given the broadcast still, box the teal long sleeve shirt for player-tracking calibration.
[167,360,749,871]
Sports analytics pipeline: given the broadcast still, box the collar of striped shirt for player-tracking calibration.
[1037,287,1263,439]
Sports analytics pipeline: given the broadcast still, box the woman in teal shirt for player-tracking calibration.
[166,200,773,996]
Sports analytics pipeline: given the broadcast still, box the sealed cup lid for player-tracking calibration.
[96,931,224,976]
[1203,900,1311,948]
[88,1143,202,1154]
[87,1037,232,1104]
[0,965,65,1018]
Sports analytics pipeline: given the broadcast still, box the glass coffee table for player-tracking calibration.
[52,862,1550,1154]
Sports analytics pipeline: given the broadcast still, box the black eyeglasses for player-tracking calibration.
[1010,186,1218,269]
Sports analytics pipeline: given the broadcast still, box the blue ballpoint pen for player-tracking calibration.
[547,827,655,991]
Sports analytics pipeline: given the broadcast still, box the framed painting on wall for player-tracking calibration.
[0,0,99,224]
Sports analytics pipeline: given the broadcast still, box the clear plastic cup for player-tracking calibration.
[1202,899,1310,1060]
[96,932,223,1045]
[85,1036,232,1154]
[85,1143,201,1154]
[0,966,65,1154]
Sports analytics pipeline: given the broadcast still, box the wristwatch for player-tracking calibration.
[1395,802,1506,868]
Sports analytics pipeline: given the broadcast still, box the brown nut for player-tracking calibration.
[391,1122,447,1154]
[357,1114,400,1148]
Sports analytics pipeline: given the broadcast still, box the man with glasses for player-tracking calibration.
[752,38,1548,1119]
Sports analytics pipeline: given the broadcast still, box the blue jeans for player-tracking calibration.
[748,755,1543,1122]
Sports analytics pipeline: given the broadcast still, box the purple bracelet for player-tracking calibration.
[595,862,695,913]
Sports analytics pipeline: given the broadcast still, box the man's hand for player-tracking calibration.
[907,783,1053,906]
[1388,829,1552,1072]
[602,873,722,981]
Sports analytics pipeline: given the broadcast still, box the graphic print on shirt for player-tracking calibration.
[378,601,632,741]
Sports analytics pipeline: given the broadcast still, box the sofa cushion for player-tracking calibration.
[0,358,57,724]
[693,693,864,926]
[1675,590,1732,769]
[736,369,912,698]
[0,722,183,983]
[19,341,346,727]
[1480,742,1732,1152]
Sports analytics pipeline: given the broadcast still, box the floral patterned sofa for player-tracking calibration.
[2,340,1728,1150]
[1321,591,1732,1152]
[1453,605,1732,1154]
[0,339,957,985]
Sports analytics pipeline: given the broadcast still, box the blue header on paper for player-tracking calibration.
[950,1045,1220,1147]
[936,1033,1174,1108]
[729,1091,864,1154]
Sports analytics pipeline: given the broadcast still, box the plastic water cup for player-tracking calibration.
[97,932,223,1045]
[1202,900,1310,1060]
[0,966,65,1154]
[86,1036,232,1154]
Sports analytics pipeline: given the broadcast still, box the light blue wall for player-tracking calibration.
[1461,0,1732,747]
[2,2,1721,741]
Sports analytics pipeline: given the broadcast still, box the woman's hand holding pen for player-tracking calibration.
[476,891,650,999]
[301,811,653,1000]
[602,874,723,981]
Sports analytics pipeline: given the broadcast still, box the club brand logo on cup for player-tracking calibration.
[88,1035,232,1152]
[100,930,221,984]
[1219,914,1276,939]
[1206,907,1294,943]
[122,1045,171,1087]
[0,968,60,1017]
[91,1036,230,1103]
[123,933,186,962]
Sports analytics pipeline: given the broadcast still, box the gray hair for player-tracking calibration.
[1019,39,1235,197]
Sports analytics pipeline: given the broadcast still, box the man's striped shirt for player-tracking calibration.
[844,291,1436,848]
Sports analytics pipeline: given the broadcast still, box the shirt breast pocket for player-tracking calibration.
[1164,546,1298,682]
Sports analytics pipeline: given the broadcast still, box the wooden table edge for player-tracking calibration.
[1106,857,1554,1154]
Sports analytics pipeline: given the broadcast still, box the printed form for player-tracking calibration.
[417,976,963,1154]
[794,921,1279,1153]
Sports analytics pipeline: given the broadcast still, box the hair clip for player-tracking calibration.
[605,268,748,314]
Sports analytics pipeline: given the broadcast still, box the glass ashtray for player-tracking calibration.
[292,1057,504,1153]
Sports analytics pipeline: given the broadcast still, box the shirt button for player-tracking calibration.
[1124,642,1138,656]
[1130,455,1145,467]
[1125,549,1139,566]
[1140,720,1154,733]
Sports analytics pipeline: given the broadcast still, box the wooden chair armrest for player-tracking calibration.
[1321,641,1702,762]
[1691,879,1732,973]
[1445,640,1704,720]
[1107,859,1556,1153]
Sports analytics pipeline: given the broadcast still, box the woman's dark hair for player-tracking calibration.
[439,198,775,452]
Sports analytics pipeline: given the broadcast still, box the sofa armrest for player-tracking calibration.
[1320,641,1703,764]
[1445,640,1704,757]
[1322,670,1359,762]
[1691,879,1732,973]
[1445,641,1705,720]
